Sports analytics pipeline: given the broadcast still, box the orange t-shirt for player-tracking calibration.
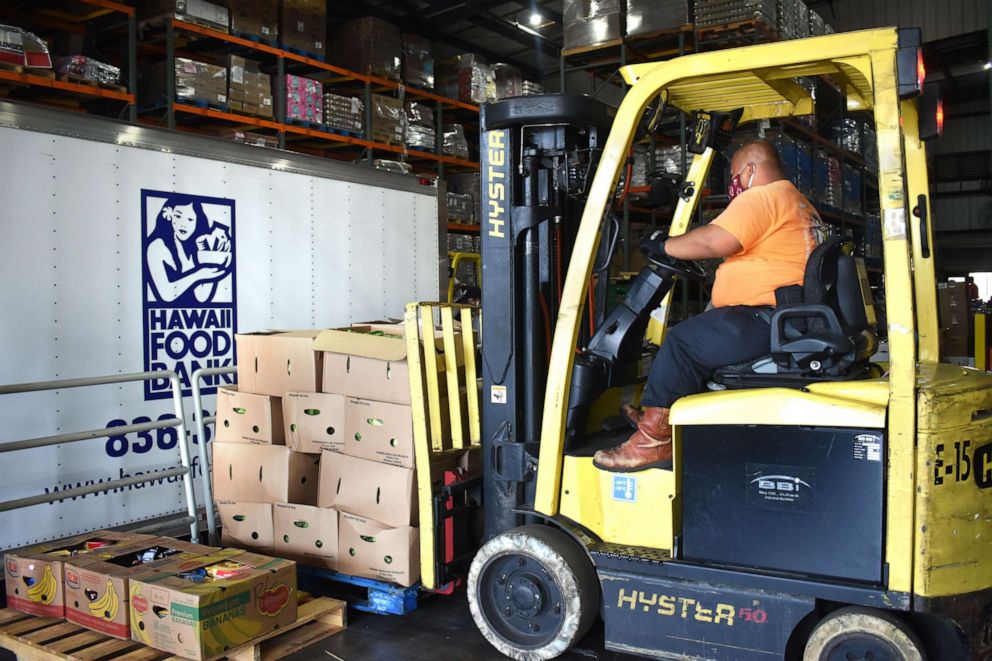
[710,179,823,308]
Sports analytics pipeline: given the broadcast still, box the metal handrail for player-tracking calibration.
[0,370,200,541]
[191,366,237,545]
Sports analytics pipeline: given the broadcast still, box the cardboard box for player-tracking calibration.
[317,323,462,405]
[272,504,338,569]
[64,538,214,639]
[280,0,325,56]
[230,0,278,39]
[318,452,415,527]
[236,331,324,397]
[338,512,419,587]
[217,501,274,553]
[344,397,414,468]
[331,17,402,80]
[129,550,297,660]
[4,531,155,618]
[212,443,319,505]
[283,392,345,454]
[215,386,284,445]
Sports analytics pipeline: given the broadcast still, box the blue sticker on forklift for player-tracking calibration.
[613,476,637,503]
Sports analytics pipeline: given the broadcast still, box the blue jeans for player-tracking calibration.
[641,305,772,408]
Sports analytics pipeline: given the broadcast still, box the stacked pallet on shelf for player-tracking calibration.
[141,56,228,109]
[437,53,495,105]
[371,93,405,144]
[331,16,403,80]
[563,0,622,53]
[627,0,693,36]
[286,73,323,124]
[324,92,364,134]
[402,33,434,89]
[406,101,436,151]
[280,0,326,57]
[230,0,279,41]
[228,55,273,118]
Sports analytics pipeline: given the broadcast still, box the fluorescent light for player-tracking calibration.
[529,12,543,26]
[984,62,991,70]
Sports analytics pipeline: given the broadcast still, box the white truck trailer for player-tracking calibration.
[0,101,443,550]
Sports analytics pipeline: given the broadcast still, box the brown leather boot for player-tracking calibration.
[621,403,643,428]
[594,407,673,472]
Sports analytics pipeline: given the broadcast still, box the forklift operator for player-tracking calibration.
[594,139,824,472]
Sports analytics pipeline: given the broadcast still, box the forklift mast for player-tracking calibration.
[479,95,613,537]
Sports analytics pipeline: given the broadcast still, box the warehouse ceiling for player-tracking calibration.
[331,0,564,79]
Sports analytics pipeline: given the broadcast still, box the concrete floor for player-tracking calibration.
[285,588,638,661]
[0,589,637,661]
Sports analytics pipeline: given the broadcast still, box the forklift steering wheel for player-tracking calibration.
[643,252,708,281]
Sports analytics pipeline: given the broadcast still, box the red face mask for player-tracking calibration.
[727,164,755,200]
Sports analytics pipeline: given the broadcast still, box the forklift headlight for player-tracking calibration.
[897,28,925,98]
[918,82,943,140]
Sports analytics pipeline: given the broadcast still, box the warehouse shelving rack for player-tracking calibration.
[0,5,482,177]
[136,18,480,176]
[0,0,137,120]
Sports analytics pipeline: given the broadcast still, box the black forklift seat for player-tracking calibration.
[711,237,879,389]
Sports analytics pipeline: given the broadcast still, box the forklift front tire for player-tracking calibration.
[467,525,600,660]
[803,606,927,661]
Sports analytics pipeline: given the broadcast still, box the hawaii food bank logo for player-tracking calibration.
[141,190,237,400]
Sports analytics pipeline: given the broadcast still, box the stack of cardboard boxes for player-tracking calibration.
[230,1,279,40]
[228,55,273,118]
[331,17,403,80]
[142,56,227,108]
[213,331,331,568]
[217,324,433,587]
[4,532,298,660]
[371,94,405,145]
[280,0,326,58]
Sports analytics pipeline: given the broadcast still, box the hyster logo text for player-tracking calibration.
[141,190,237,400]
[486,131,507,239]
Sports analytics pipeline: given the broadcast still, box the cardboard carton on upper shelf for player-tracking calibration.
[236,330,324,397]
[4,530,156,618]
[563,0,621,52]
[402,33,434,89]
[272,503,339,570]
[128,549,297,660]
[331,17,403,80]
[230,0,278,40]
[217,501,274,553]
[338,511,419,587]
[143,0,230,32]
[369,94,405,145]
[318,451,416,528]
[212,443,320,505]
[63,537,215,639]
[280,0,326,57]
[283,391,346,454]
[214,386,284,445]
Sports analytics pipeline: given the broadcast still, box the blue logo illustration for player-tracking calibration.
[612,475,637,503]
[141,190,237,400]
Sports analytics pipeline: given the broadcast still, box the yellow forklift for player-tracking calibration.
[404,27,992,660]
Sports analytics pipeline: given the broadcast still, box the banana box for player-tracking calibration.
[64,537,216,639]
[128,549,297,660]
[4,530,156,618]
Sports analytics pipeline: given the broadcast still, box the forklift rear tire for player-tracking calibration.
[467,524,600,660]
[803,606,927,661]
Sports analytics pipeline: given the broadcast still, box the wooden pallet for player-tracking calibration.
[56,75,127,93]
[696,19,779,48]
[0,593,345,661]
